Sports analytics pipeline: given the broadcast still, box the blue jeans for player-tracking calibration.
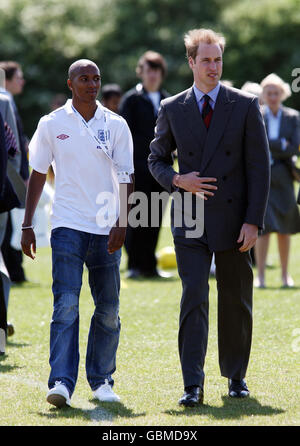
[48,227,121,396]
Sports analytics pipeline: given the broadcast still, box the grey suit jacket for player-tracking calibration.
[0,94,21,172]
[262,105,300,227]
[148,84,270,251]
[261,105,300,160]
[0,95,26,206]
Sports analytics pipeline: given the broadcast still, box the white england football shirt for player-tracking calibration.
[29,99,134,235]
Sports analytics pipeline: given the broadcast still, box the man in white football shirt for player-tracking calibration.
[21,59,134,408]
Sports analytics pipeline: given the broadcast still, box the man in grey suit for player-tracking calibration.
[0,93,20,170]
[148,28,270,406]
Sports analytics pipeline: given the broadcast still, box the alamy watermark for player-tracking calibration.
[291,68,300,93]
[95,190,204,238]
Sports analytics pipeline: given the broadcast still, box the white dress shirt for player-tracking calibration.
[193,82,221,114]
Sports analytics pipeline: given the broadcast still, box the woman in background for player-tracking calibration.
[255,73,300,288]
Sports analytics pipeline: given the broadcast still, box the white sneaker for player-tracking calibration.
[93,379,120,402]
[46,381,71,408]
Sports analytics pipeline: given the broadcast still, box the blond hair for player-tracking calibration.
[260,73,291,101]
[241,81,263,97]
[184,28,226,60]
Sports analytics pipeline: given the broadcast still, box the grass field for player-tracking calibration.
[0,219,300,426]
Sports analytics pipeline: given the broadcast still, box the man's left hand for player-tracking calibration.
[237,223,258,252]
[108,226,127,254]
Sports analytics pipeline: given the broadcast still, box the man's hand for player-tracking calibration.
[175,172,217,199]
[21,228,36,259]
[108,226,126,254]
[237,223,258,252]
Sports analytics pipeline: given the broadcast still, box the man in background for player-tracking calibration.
[120,51,169,279]
[0,62,28,183]
[0,61,28,285]
[101,84,122,113]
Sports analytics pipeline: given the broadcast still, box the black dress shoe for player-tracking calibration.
[7,322,15,337]
[178,386,204,407]
[228,379,249,398]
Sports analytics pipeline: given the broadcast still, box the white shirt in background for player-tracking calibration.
[147,91,161,114]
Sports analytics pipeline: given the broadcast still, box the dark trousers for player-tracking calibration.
[0,276,7,333]
[125,173,165,274]
[125,225,161,273]
[1,213,26,283]
[174,233,253,389]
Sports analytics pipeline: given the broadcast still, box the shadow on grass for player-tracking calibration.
[11,281,44,288]
[89,399,146,419]
[7,341,31,348]
[0,355,23,373]
[164,396,285,420]
[123,275,179,283]
[37,401,145,423]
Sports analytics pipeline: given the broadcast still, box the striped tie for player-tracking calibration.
[202,94,213,129]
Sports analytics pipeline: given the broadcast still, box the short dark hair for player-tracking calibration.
[68,59,99,80]
[101,84,122,100]
[0,61,22,80]
[136,51,167,78]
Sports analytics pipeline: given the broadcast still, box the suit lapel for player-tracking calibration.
[200,84,235,173]
[180,87,207,149]
[262,108,269,135]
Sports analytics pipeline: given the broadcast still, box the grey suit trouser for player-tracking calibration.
[174,232,253,389]
[0,213,10,333]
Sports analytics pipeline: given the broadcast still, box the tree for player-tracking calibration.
[0,0,299,136]
[220,0,300,110]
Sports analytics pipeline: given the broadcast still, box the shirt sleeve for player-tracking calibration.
[112,118,134,183]
[29,117,53,174]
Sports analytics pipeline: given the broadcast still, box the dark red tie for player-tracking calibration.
[202,94,213,129]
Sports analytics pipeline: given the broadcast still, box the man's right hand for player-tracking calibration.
[174,172,218,199]
[21,228,36,260]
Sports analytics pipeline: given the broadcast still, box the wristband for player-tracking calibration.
[22,225,34,230]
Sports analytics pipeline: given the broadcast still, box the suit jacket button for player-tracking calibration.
[227,198,232,203]
[222,175,227,181]
[189,151,193,156]
[226,151,231,156]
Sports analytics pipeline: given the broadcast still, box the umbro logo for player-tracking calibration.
[56,134,69,140]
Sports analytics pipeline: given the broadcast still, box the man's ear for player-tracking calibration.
[67,79,72,92]
[188,56,195,70]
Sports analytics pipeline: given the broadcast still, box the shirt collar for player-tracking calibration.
[65,99,104,120]
[265,105,282,119]
[0,89,16,110]
[193,82,221,104]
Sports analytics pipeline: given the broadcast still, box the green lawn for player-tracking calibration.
[0,221,300,426]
